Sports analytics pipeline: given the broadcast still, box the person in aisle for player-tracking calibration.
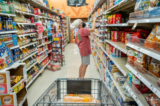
[72,18,96,78]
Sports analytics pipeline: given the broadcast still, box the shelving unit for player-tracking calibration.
[26,60,50,88]
[0,0,68,105]
[88,0,160,105]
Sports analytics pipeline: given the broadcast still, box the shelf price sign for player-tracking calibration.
[13,80,24,93]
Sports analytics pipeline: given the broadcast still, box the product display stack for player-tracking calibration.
[0,0,70,105]
[89,0,160,106]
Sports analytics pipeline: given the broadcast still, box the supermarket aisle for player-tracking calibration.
[27,43,101,105]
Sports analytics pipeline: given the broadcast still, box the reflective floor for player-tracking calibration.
[27,43,101,106]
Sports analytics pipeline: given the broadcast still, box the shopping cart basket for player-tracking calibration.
[33,78,117,106]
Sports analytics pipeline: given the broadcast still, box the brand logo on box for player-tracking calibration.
[3,96,12,105]
[0,75,4,83]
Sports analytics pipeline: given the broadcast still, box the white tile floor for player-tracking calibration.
[27,43,101,105]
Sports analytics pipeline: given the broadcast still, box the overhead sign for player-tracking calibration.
[67,0,88,7]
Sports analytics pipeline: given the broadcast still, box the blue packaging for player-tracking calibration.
[12,22,16,30]
[149,7,160,17]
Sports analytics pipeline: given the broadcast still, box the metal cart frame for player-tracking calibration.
[33,78,117,106]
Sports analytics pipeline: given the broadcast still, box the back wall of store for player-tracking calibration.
[48,0,95,18]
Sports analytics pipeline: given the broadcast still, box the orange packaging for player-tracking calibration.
[121,31,125,43]
[110,15,113,24]
[0,94,14,106]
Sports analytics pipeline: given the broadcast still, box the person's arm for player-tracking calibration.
[89,18,96,33]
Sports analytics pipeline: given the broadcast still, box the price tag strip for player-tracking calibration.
[13,80,25,94]
[126,64,160,98]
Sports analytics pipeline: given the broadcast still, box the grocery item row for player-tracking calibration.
[91,38,160,106]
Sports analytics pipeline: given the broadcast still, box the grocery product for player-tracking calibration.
[63,94,100,103]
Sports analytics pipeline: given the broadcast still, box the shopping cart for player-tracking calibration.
[33,78,117,106]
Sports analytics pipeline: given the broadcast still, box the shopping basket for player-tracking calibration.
[33,78,117,106]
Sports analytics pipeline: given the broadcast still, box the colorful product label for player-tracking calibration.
[0,73,8,94]
[0,95,14,106]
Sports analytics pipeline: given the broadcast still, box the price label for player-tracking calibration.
[22,24,24,28]
[132,22,138,30]
[19,36,22,40]
[31,56,33,59]
[13,81,24,93]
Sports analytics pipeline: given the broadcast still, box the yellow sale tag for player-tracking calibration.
[31,56,33,59]
[34,54,36,57]
[13,81,24,93]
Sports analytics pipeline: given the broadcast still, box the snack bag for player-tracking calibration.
[148,58,160,78]
[144,25,157,49]
[135,52,147,72]
[154,23,160,51]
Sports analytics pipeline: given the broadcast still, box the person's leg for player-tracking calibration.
[79,63,83,78]
[81,55,90,78]
[81,65,88,78]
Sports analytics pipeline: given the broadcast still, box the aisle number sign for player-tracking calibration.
[13,80,24,93]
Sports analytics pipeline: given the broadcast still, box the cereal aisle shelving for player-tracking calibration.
[0,0,69,105]
[89,0,160,106]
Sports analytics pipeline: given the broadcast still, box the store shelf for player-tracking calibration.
[17,23,35,25]
[19,94,27,106]
[106,23,129,27]
[124,81,149,106]
[19,42,37,49]
[18,33,37,37]
[43,36,48,38]
[103,0,136,14]
[48,50,52,53]
[26,61,38,72]
[38,55,48,63]
[1,60,21,72]
[37,49,48,55]
[47,41,52,44]
[127,43,160,61]
[0,30,17,34]
[37,42,47,47]
[0,12,16,17]
[93,32,107,37]
[105,40,127,54]
[88,0,106,17]
[11,79,25,93]
[93,46,133,101]
[15,10,35,16]
[26,60,50,88]
[10,45,19,50]
[94,39,129,76]
[93,56,103,79]
[21,51,38,62]
[128,17,160,23]
[30,0,57,15]
[108,69,133,101]
[126,63,160,98]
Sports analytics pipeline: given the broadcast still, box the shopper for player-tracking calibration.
[72,18,96,78]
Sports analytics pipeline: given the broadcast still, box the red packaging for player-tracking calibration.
[109,15,113,24]
[113,14,121,24]
[121,31,125,43]
[30,16,34,23]
[117,31,121,41]
[111,31,114,41]
[119,51,127,57]
[34,8,40,15]
[113,31,118,42]
[116,14,121,24]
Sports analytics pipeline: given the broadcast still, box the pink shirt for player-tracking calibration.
[75,28,91,57]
